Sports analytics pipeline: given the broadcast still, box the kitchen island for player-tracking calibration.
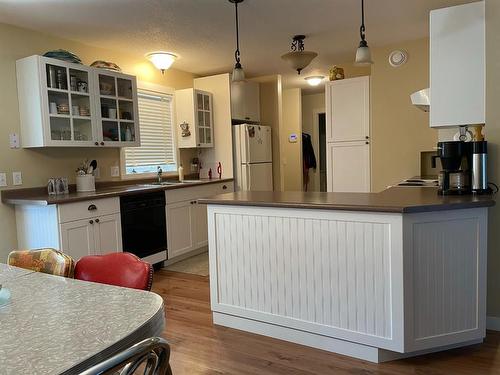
[200,187,495,362]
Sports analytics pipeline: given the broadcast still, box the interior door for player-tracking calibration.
[166,201,194,259]
[326,76,370,142]
[95,213,123,254]
[327,141,371,192]
[242,163,274,191]
[242,125,272,163]
[59,219,96,260]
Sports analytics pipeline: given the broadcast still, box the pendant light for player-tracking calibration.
[281,35,318,75]
[354,0,373,66]
[230,0,245,82]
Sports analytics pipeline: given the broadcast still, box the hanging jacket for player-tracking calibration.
[302,133,317,170]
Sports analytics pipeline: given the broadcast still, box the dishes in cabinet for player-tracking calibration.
[57,103,70,114]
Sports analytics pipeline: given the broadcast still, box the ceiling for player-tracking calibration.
[0,0,475,92]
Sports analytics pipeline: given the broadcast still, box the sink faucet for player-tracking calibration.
[157,166,163,183]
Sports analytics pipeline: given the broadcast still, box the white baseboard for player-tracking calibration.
[487,316,500,331]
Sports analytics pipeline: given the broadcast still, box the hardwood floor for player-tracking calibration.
[152,270,500,375]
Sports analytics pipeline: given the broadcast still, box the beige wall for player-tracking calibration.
[193,74,233,179]
[282,88,302,191]
[259,76,284,191]
[485,0,500,319]
[371,38,438,191]
[0,22,195,261]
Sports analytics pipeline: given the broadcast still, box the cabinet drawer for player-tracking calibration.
[165,181,234,204]
[58,197,120,223]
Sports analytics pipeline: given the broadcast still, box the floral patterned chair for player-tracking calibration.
[7,248,75,278]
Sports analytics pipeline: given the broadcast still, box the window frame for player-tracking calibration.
[120,81,179,180]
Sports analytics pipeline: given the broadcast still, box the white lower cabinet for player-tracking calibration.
[166,201,194,259]
[59,219,96,260]
[15,197,122,261]
[327,141,371,193]
[165,181,234,260]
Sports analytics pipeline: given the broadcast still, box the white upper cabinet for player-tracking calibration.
[175,88,214,148]
[15,55,140,147]
[325,76,370,142]
[231,81,260,122]
[430,1,485,127]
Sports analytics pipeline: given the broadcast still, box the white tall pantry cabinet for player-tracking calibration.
[430,1,485,127]
[325,76,371,192]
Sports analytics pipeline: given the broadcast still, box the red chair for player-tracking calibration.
[74,252,153,291]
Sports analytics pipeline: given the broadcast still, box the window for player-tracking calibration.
[124,89,176,175]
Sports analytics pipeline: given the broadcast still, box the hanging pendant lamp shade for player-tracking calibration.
[354,0,373,66]
[281,35,318,75]
[230,0,245,82]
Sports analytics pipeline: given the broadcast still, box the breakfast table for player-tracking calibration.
[0,263,165,374]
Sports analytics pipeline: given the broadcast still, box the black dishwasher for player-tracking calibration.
[120,191,167,261]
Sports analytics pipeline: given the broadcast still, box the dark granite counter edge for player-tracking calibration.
[198,196,495,213]
[2,178,234,206]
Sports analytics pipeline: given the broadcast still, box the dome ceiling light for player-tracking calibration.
[305,76,325,86]
[229,0,245,82]
[146,52,178,74]
[281,35,318,75]
[354,0,373,66]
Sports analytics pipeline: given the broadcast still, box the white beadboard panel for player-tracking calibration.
[403,208,488,352]
[412,218,478,339]
[208,205,404,351]
[15,205,60,250]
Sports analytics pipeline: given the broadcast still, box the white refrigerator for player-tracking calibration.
[233,124,273,191]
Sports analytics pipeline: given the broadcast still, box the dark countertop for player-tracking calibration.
[198,187,495,213]
[1,178,234,205]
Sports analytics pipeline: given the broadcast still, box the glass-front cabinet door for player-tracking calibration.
[42,57,96,146]
[95,71,139,147]
[194,90,213,148]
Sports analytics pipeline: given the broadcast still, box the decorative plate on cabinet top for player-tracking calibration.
[91,60,122,72]
[43,49,82,64]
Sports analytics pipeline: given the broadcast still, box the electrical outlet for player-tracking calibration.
[110,166,120,177]
[0,173,7,187]
[12,171,22,186]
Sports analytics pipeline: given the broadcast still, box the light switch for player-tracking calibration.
[110,166,120,177]
[12,171,22,186]
[9,133,20,149]
[0,173,7,187]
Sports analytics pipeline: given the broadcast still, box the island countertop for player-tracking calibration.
[199,186,496,213]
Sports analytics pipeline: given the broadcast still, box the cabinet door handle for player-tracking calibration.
[89,220,94,224]
[100,142,105,146]
[365,136,370,139]
[94,142,99,146]
[95,218,100,223]
[222,185,227,190]
[88,204,97,211]
[365,141,370,145]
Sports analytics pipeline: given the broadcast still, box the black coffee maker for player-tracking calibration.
[432,141,472,195]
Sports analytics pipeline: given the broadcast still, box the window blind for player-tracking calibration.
[124,90,176,174]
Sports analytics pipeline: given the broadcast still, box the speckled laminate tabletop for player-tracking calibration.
[0,266,164,374]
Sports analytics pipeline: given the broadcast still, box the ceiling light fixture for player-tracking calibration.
[146,52,178,74]
[305,76,325,86]
[354,0,373,66]
[229,0,245,82]
[281,35,318,75]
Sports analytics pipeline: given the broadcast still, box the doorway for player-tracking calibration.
[318,113,327,192]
